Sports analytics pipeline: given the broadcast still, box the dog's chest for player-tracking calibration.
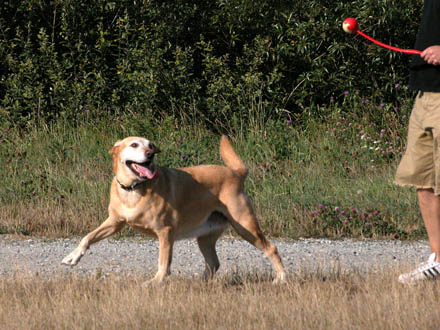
[120,204,142,222]
[118,193,166,225]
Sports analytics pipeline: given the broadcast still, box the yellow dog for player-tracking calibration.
[62,136,286,284]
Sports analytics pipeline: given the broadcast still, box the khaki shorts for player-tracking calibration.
[395,92,440,195]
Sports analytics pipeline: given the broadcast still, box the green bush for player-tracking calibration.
[0,0,421,128]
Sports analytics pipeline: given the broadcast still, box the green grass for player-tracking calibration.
[0,99,423,239]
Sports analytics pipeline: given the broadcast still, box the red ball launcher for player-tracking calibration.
[342,18,421,55]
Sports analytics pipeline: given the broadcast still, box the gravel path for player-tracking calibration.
[0,235,431,279]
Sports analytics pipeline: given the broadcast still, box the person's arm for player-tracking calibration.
[421,45,440,65]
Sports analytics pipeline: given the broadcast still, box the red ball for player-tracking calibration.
[342,18,358,34]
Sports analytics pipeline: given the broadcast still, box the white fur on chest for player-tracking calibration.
[116,191,144,222]
[119,205,141,222]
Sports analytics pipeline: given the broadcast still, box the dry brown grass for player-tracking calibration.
[1,268,440,330]
[0,197,109,237]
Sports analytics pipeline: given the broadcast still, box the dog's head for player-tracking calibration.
[109,137,161,186]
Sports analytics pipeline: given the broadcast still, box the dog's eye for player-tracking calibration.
[130,143,139,148]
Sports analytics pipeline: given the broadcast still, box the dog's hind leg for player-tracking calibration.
[197,233,222,280]
[197,214,225,280]
[224,195,286,284]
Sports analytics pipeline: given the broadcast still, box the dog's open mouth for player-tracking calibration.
[126,160,157,179]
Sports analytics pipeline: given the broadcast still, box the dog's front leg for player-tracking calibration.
[146,226,174,285]
[62,216,125,266]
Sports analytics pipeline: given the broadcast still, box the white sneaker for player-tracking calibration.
[398,253,440,284]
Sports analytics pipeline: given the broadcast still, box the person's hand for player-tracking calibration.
[421,46,440,65]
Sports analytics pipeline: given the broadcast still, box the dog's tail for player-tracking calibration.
[220,135,248,178]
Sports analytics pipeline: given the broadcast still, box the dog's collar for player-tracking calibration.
[116,170,159,191]
[117,179,145,191]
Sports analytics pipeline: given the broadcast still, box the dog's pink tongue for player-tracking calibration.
[134,164,157,179]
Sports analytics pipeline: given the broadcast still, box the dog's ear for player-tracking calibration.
[151,143,161,154]
[109,139,123,155]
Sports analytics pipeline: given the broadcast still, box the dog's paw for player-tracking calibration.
[61,248,84,266]
[142,278,163,288]
[142,273,168,288]
[272,271,287,285]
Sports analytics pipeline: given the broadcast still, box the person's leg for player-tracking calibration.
[396,93,440,283]
[398,188,440,283]
[418,188,440,261]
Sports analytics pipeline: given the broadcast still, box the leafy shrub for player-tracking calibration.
[0,0,422,128]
